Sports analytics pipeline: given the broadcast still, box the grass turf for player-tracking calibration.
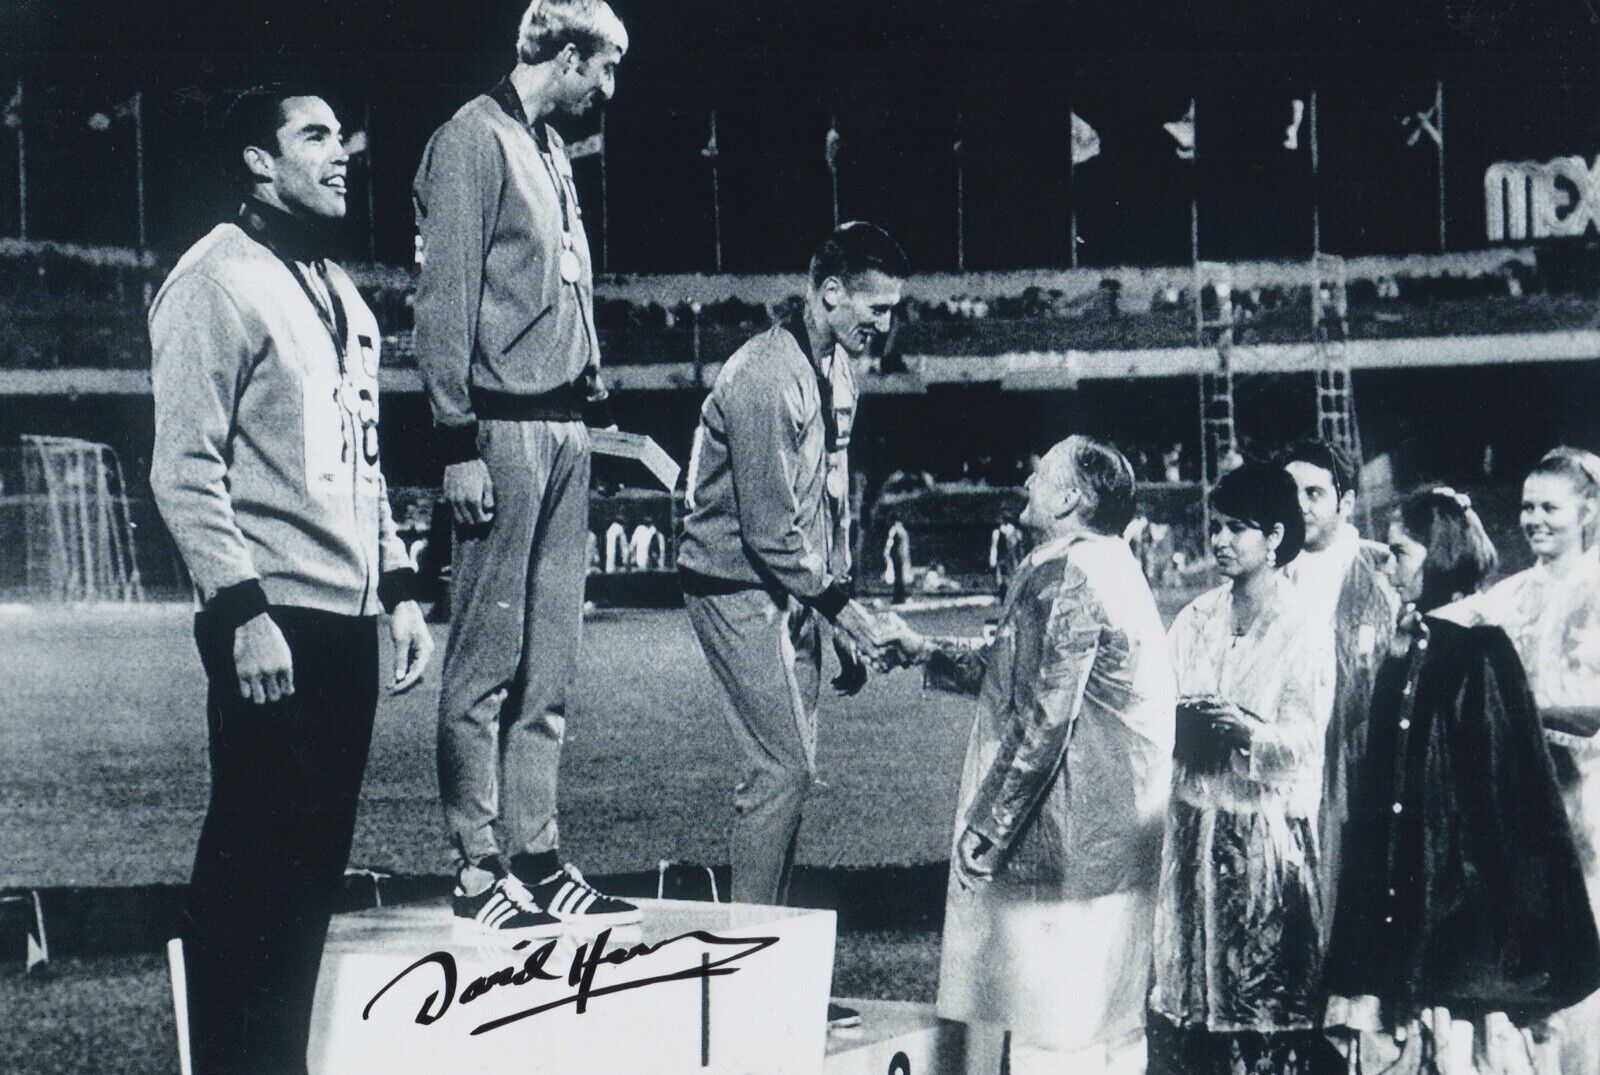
[1,595,1198,1073]
[1,603,988,888]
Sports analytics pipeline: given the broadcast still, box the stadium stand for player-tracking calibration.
[0,237,1592,372]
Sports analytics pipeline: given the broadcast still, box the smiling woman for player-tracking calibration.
[1433,448,1600,1071]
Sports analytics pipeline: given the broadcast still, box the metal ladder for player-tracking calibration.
[1193,261,1238,540]
[1310,253,1362,462]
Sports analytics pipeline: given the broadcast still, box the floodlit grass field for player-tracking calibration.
[2,602,996,889]
[2,596,1204,1075]
[0,601,989,1075]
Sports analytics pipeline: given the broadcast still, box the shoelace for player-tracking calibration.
[538,863,592,892]
[499,875,545,912]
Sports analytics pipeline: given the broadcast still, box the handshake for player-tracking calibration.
[830,602,933,694]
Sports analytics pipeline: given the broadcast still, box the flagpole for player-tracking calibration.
[133,92,146,250]
[13,78,25,241]
[599,110,609,272]
[955,159,965,272]
[1067,113,1078,269]
[16,118,25,242]
[954,114,965,272]
[827,113,840,228]
[1435,78,1446,252]
[1189,99,1199,268]
[708,112,723,273]
[362,102,375,261]
[1310,90,1321,257]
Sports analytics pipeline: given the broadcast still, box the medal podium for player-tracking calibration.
[170,897,966,1074]
[305,899,836,1074]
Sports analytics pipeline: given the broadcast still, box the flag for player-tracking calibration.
[1402,98,1442,148]
[1283,99,1306,150]
[701,112,719,160]
[1071,113,1100,165]
[825,120,841,174]
[1165,101,1195,160]
[567,131,603,159]
[3,80,20,130]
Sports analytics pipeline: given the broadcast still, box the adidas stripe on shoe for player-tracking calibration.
[526,864,642,926]
[453,876,563,939]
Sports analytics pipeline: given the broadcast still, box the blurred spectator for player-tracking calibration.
[605,520,628,573]
[883,519,912,604]
[919,562,957,593]
[1163,444,1184,484]
[630,522,666,571]
[989,516,1024,598]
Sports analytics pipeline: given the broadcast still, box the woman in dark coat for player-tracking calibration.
[1323,485,1600,1073]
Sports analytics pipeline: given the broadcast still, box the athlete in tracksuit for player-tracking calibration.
[678,223,907,906]
[150,88,433,1075]
[412,0,639,933]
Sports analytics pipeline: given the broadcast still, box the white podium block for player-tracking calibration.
[824,1000,964,1075]
[309,899,835,1074]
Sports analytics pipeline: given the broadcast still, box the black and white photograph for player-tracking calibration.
[3,0,1600,1072]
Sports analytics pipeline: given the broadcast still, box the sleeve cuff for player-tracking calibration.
[205,578,269,634]
[582,393,617,430]
[378,568,426,613]
[805,582,850,621]
[436,421,480,466]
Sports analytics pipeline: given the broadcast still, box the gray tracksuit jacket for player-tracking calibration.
[149,220,410,618]
[412,78,606,465]
[677,316,857,617]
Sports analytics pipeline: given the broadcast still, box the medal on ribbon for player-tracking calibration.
[559,246,582,284]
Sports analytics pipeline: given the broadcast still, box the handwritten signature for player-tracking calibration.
[362,928,779,1037]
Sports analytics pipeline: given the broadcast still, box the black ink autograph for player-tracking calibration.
[362,928,779,1037]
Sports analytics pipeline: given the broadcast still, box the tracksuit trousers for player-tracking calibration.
[182,605,379,1075]
[437,418,590,869]
[682,580,823,905]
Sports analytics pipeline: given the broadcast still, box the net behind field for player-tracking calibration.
[8,436,143,602]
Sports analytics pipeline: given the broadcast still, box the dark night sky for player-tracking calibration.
[3,1,1600,269]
